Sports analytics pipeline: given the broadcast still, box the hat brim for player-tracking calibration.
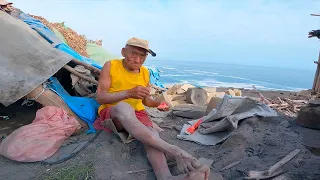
[0,2,12,6]
[147,49,156,57]
[126,43,156,57]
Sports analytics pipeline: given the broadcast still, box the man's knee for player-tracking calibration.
[111,102,135,120]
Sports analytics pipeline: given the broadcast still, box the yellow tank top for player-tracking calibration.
[98,59,150,114]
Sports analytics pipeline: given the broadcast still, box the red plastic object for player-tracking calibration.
[186,119,203,135]
[157,102,169,111]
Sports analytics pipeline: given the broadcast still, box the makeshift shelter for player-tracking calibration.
[0,9,164,134]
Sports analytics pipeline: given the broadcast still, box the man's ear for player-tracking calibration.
[121,48,125,57]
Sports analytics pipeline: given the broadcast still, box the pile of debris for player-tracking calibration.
[29,14,102,57]
[267,98,308,117]
[151,83,316,118]
[151,83,242,113]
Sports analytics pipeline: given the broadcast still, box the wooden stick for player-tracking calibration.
[277,97,284,104]
[252,85,271,105]
[267,149,300,175]
[71,59,101,74]
[220,161,241,171]
[311,14,320,16]
[313,52,320,91]
[63,65,99,85]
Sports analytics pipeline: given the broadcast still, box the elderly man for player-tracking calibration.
[0,0,13,14]
[96,37,210,180]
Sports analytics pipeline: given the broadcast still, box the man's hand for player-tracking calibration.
[127,86,150,99]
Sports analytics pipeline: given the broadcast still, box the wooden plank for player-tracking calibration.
[313,52,320,91]
[316,73,320,93]
[63,65,99,85]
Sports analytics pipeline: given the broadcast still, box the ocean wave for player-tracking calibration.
[161,74,192,77]
[162,67,177,70]
[182,70,218,75]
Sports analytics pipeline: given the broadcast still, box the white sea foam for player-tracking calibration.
[161,74,192,77]
[162,67,177,70]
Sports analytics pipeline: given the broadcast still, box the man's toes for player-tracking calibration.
[187,163,195,172]
[192,159,201,168]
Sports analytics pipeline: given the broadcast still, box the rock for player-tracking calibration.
[207,92,216,103]
[172,104,206,119]
[296,105,320,129]
[215,92,226,98]
[159,92,174,107]
[225,89,236,96]
[172,100,187,106]
[167,84,182,95]
[177,83,196,94]
[205,97,223,115]
[171,94,186,101]
[203,87,217,93]
[279,120,290,128]
[233,89,242,96]
[173,125,183,131]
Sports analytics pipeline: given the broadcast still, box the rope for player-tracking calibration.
[22,82,49,106]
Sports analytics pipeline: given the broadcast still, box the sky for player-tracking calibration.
[12,0,320,70]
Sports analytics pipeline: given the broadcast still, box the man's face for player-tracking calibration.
[122,45,148,71]
[1,4,13,12]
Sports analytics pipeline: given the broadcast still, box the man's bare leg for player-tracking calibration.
[110,102,200,174]
[145,128,210,180]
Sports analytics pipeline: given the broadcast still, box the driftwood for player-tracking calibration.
[63,65,99,85]
[252,85,271,105]
[267,97,308,117]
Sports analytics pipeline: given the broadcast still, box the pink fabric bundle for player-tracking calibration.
[0,106,81,162]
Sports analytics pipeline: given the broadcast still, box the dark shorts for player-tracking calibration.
[94,106,153,132]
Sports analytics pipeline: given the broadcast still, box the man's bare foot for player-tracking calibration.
[163,165,210,180]
[170,146,201,174]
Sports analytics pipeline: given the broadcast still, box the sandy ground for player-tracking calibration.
[0,89,320,180]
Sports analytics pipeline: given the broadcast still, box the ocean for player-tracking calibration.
[145,60,315,91]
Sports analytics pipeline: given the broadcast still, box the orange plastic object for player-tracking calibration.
[185,119,203,135]
[157,102,169,111]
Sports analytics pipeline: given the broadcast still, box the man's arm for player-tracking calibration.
[96,61,128,104]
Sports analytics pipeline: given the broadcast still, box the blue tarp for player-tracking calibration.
[19,12,61,46]
[148,67,165,88]
[48,78,99,133]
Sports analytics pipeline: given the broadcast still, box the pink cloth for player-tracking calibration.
[0,106,81,162]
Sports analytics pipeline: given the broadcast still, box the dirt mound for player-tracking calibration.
[29,14,103,58]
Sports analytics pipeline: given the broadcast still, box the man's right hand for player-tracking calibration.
[127,86,150,99]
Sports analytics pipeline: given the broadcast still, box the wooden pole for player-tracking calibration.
[63,65,99,85]
[312,52,320,92]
